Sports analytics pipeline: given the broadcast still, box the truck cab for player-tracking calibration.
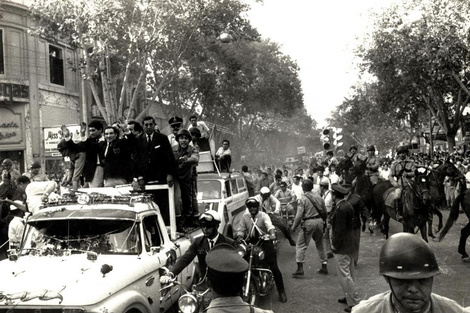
[0,187,200,313]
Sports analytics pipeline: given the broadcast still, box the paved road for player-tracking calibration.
[256,210,470,312]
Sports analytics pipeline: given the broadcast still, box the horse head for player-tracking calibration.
[414,167,431,205]
[351,159,366,176]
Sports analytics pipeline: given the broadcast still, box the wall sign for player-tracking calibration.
[44,125,82,156]
[0,106,23,145]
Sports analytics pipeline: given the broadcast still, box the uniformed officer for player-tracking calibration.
[389,146,416,222]
[353,233,470,313]
[204,243,274,313]
[364,145,379,185]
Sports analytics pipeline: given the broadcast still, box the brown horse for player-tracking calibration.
[373,169,432,242]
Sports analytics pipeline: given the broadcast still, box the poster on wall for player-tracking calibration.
[43,125,82,157]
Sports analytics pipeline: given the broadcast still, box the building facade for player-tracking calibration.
[0,0,82,180]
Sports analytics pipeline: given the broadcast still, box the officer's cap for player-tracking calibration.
[206,243,249,273]
[30,161,41,169]
[168,116,183,127]
[331,183,350,195]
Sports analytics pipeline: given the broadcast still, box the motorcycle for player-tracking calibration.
[159,267,211,313]
[238,235,275,305]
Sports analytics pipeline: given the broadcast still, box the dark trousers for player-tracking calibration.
[261,240,285,293]
[268,213,294,242]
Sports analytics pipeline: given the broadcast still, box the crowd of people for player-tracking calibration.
[2,122,470,312]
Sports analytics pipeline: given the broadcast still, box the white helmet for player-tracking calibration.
[260,187,270,195]
[199,210,221,223]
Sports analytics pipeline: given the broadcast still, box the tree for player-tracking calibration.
[358,0,470,150]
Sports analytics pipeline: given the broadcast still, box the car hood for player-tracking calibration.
[0,254,151,306]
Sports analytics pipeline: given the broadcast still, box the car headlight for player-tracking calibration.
[178,293,198,313]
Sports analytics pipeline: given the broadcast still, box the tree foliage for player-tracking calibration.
[353,0,470,150]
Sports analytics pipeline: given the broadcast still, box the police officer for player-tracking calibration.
[364,145,379,185]
[236,197,287,303]
[291,179,328,277]
[353,233,470,313]
[204,243,274,313]
[160,210,235,284]
[389,146,416,222]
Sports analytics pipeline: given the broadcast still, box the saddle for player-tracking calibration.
[384,187,411,208]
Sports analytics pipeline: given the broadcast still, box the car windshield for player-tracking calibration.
[197,180,222,200]
[21,219,141,256]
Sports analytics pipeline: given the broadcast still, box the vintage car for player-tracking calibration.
[0,187,201,313]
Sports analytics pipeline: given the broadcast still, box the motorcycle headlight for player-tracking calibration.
[254,246,265,260]
[178,293,198,313]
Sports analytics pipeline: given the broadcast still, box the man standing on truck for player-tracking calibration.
[160,210,236,284]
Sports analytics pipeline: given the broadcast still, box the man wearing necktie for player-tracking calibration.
[133,116,177,225]
[160,210,236,284]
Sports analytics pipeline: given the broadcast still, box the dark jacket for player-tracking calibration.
[100,138,132,181]
[347,193,370,230]
[62,137,102,182]
[170,234,236,278]
[331,199,355,254]
[134,131,177,183]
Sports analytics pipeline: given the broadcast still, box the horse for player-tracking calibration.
[372,168,432,242]
[336,156,354,185]
[426,161,465,238]
[349,159,376,232]
[435,184,470,260]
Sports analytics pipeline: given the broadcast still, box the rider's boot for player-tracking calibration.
[395,199,404,223]
[292,262,304,278]
[317,262,328,275]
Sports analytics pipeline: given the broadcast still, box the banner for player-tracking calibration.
[44,125,82,156]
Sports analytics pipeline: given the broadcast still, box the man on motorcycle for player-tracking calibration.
[205,244,274,312]
[274,181,297,224]
[254,187,296,246]
[236,197,288,303]
[160,210,236,284]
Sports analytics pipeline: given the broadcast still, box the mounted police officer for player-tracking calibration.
[389,146,415,223]
[353,233,470,313]
[348,145,364,163]
[365,145,380,185]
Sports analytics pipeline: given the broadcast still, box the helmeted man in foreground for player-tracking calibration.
[352,233,470,313]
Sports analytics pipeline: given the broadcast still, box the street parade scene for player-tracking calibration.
[1,0,470,312]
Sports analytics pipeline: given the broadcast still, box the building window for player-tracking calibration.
[0,30,4,75]
[49,45,64,85]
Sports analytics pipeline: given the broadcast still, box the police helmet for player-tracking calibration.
[199,210,221,226]
[302,179,314,191]
[396,146,409,154]
[367,145,376,152]
[260,187,271,195]
[245,197,260,208]
[2,158,13,166]
[175,128,192,141]
[379,233,440,279]
[349,145,358,152]
[188,127,201,139]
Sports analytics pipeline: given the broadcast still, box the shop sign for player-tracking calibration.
[0,106,23,144]
[44,125,82,156]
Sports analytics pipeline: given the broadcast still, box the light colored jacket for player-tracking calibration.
[352,291,470,313]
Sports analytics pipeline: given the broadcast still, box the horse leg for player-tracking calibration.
[420,223,428,243]
[434,207,443,233]
[457,223,470,259]
[383,214,390,239]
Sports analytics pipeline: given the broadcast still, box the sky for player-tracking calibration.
[246,0,395,127]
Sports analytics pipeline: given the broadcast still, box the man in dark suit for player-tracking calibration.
[330,184,361,312]
[134,116,177,224]
[159,210,236,284]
